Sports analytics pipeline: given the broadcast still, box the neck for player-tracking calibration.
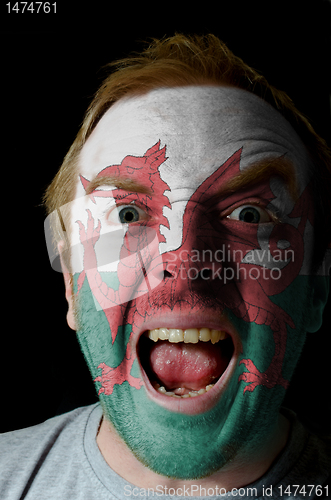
[96,412,290,495]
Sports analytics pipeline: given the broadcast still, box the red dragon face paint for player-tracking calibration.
[51,87,329,478]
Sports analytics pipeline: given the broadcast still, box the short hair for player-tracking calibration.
[44,33,331,268]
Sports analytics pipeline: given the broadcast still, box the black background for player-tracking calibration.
[1,0,331,433]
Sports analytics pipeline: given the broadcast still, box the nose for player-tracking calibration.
[159,200,223,283]
[162,246,222,282]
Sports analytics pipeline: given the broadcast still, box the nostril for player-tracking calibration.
[163,270,173,279]
[199,268,213,280]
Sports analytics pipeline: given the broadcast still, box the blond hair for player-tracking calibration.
[44,33,331,266]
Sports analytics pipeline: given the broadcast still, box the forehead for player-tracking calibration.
[79,86,310,192]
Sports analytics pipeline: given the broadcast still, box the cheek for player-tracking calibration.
[204,218,307,332]
[228,218,305,287]
[69,195,146,275]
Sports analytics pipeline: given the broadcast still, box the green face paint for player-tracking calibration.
[74,273,318,478]
[66,87,328,478]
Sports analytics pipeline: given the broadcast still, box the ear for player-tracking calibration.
[306,274,330,333]
[58,241,76,331]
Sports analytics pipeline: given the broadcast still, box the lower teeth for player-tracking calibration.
[154,383,215,398]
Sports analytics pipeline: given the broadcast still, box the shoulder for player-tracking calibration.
[303,431,331,482]
[0,404,95,453]
[0,404,101,500]
[279,409,331,494]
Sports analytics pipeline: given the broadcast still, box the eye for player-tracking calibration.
[227,205,272,223]
[107,204,149,225]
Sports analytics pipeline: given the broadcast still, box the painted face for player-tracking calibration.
[63,87,328,478]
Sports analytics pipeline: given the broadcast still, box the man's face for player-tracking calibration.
[66,86,322,478]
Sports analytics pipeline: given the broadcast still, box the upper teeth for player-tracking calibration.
[146,327,228,344]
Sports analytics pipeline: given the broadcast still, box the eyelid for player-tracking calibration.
[221,199,282,224]
[99,195,147,217]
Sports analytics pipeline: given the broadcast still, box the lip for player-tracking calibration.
[134,308,241,415]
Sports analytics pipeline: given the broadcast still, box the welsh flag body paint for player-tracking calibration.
[70,142,324,478]
[74,142,169,392]
[46,87,330,479]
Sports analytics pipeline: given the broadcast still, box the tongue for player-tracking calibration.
[149,341,229,391]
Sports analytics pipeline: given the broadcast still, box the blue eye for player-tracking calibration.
[227,205,271,223]
[238,207,260,223]
[118,206,140,223]
[107,204,149,225]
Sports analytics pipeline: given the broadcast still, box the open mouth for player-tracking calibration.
[138,327,234,401]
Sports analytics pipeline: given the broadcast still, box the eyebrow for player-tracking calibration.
[85,156,298,201]
[216,156,299,201]
[85,175,152,195]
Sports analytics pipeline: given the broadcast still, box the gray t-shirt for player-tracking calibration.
[0,404,330,499]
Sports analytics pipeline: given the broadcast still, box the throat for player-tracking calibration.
[139,335,233,394]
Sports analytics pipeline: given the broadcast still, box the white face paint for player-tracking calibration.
[76,86,311,261]
[56,86,329,480]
